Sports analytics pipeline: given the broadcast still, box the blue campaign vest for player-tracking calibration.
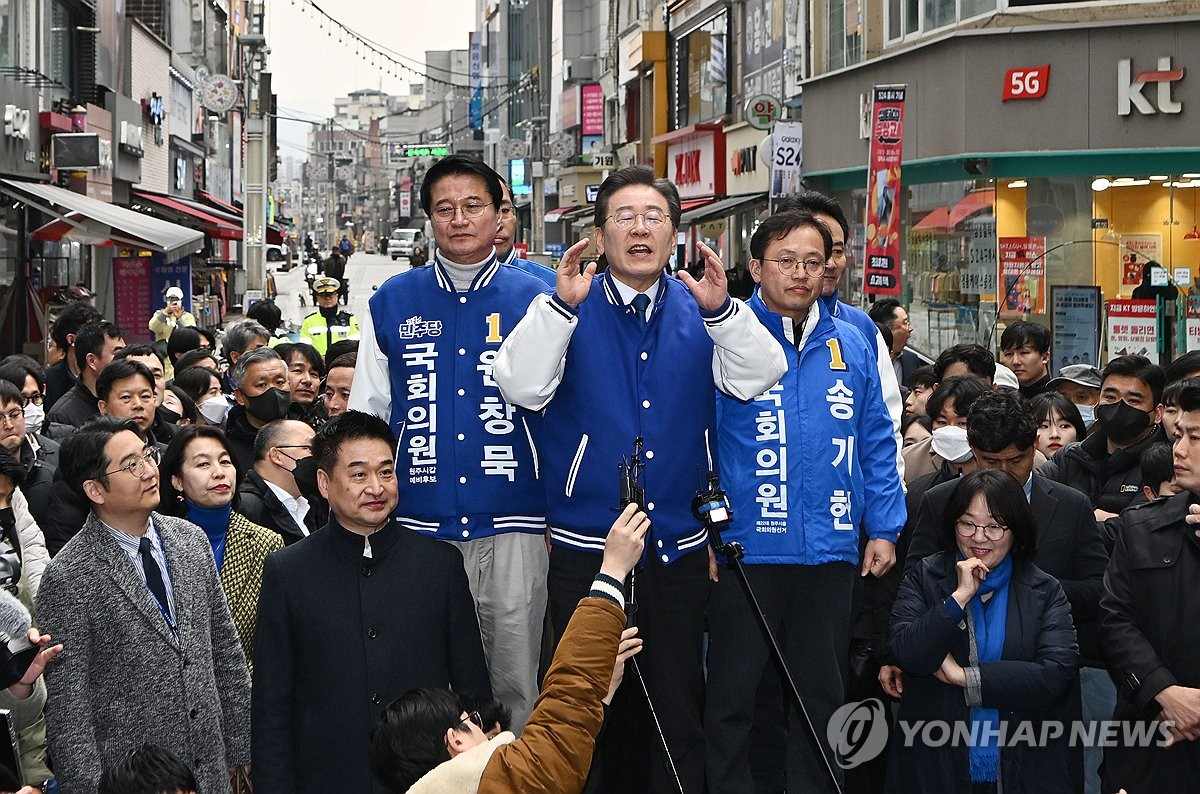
[716,291,906,565]
[542,272,717,564]
[368,257,552,540]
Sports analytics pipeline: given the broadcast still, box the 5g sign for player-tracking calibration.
[1002,65,1050,101]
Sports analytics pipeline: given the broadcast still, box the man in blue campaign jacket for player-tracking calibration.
[706,209,906,794]
[349,156,552,733]
[495,165,786,794]
[496,177,556,287]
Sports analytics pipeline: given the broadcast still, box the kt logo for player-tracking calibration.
[1118,57,1185,116]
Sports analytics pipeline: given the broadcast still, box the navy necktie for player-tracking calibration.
[138,536,171,618]
[632,293,651,327]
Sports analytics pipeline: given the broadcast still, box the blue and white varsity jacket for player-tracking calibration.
[350,256,552,541]
[500,248,557,288]
[716,291,906,565]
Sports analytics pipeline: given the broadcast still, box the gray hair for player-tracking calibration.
[231,346,284,388]
[222,320,271,359]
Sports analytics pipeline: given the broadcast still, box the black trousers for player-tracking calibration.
[706,562,857,794]
[549,544,710,794]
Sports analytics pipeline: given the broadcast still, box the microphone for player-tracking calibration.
[0,590,37,689]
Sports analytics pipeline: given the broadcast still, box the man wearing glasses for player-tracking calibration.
[704,209,904,793]
[350,155,554,733]
[494,165,786,792]
[36,417,251,794]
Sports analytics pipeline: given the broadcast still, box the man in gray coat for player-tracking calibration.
[36,417,251,793]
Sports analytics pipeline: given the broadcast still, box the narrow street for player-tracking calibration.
[270,251,413,334]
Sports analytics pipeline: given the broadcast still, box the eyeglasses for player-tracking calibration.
[0,408,23,427]
[102,446,160,478]
[22,393,43,406]
[499,205,516,218]
[954,519,1009,542]
[452,711,483,733]
[605,210,668,230]
[432,202,493,222]
[760,256,829,277]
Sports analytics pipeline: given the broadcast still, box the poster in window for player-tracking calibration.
[1120,233,1162,287]
[998,236,1046,315]
[1051,286,1100,374]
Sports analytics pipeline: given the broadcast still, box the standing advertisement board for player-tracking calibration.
[863,85,906,296]
[1105,299,1157,363]
[1051,286,1101,373]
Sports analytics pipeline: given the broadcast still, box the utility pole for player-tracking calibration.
[240,0,269,298]
[326,118,336,249]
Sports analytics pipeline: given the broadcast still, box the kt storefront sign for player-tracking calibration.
[863,85,906,297]
[1118,56,1184,116]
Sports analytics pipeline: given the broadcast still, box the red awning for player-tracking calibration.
[680,198,715,213]
[133,190,242,240]
[544,205,582,223]
[198,191,242,217]
[913,207,951,232]
[911,191,994,232]
[267,225,284,245]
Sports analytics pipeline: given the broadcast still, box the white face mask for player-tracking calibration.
[198,396,232,425]
[1074,403,1096,429]
[23,402,45,435]
[930,425,974,464]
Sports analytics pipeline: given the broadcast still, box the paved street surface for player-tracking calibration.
[268,251,413,336]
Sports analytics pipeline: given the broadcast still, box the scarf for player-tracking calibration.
[965,553,1013,783]
[187,501,232,571]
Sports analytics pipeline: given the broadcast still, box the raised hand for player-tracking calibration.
[953,557,989,606]
[677,241,729,312]
[555,238,598,308]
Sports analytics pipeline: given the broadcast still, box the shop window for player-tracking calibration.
[45,0,72,90]
[0,0,17,68]
[673,13,728,128]
[886,0,998,44]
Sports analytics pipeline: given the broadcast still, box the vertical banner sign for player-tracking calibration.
[469,34,482,130]
[580,84,604,136]
[113,254,154,341]
[1051,286,1101,373]
[998,236,1047,315]
[863,85,906,296]
[769,121,802,198]
[1105,299,1157,363]
[1186,296,1200,353]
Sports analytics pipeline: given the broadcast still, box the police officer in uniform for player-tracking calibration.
[298,277,360,357]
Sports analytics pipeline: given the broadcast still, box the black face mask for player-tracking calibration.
[1096,400,1152,444]
[291,455,320,498]
[246,387,293,423]
[159,406,183,425]
[0,508,12,536]
[319,304,340,320]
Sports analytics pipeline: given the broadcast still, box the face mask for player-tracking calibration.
[22,403,44,435]
[246,387,293,424]
[198,396,233,425]
[1074,403,1096,429]
[290,455,320,498]
[930,425,974,464]
[1096,400,1151,444]
[159,406,183,425]
[0,508,12,534]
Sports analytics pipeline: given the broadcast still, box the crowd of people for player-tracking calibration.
[0,156,1194,794]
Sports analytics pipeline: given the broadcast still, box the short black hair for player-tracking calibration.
[0,354,47,393]
[174,348,220,374]
[172,366,221,405]
[372,688,464,792]
[593,165,682,230]
[96,359,155,403]
[74,320,125,372]
[901,412,932,437]
[312,410,395,474]
[1101,354,1165,406]
[907,364,937,392]
[999,320,1051,355]
[926,375,990,423]
[325,339,360,366]
[50,302,103,351]
[115,344,164,365]
[1140,442,1175,495]
[1165,351,1200,385]
[277,342,326,379]
[158,425,241,517]
[420,155,503,216]
[876,322,893,352]
[774,190,849,240]
[0,447,26,491]
[868,298,902,326]
[749,209,833,261]
[165,383,198,426]
[246,298,283,333]
[0,380,22,409]
[966,390,1037,453]
[933,343,996,383]
[938,469,1038,560]
[98,743,198,794]
[1029,391,1086,442]
[166,326,204,365]
[59,417,144,502]
[328,352,357,372]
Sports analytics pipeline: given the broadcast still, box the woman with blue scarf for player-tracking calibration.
[887,470,1080,793]
[159,425,283,674]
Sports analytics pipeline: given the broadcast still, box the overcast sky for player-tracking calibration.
[266,0,475,165]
